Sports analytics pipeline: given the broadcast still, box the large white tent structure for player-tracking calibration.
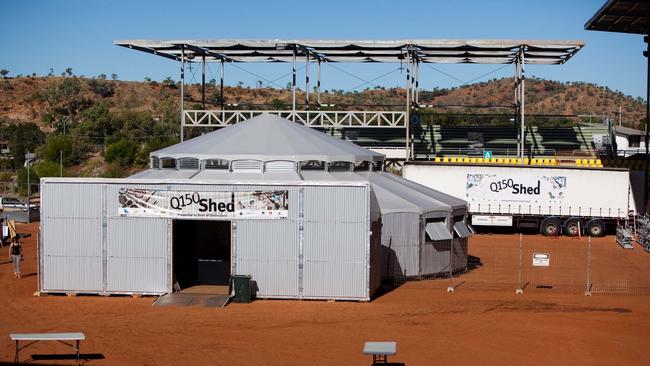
[40,114,470,300]
[138,114,470,279]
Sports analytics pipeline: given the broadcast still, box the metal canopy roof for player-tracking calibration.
[114,39,584,65]
[585,0,650,34]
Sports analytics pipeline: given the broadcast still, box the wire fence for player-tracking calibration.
[386,234,650,296]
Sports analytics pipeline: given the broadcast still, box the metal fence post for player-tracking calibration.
[516,233,524,294]
[447,239,454,293]
[585,235,592,296]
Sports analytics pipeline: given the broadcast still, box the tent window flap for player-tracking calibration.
[453,222,473,238]
[426,222,453,241]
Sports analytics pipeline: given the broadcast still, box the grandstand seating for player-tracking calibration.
[323,124,609,162]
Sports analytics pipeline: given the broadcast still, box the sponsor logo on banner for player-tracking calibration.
[466,173,566,203]
[118,188,289,219]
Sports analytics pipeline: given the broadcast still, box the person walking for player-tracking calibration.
[9,237,22,279]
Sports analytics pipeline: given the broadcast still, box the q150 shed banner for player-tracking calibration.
[466,173,566,203]
[118,188,289,219]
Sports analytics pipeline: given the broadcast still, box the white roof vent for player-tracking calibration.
[265,160,296,172]
[231,160,263,173]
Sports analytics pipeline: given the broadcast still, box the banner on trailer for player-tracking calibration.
[118,189,289,219]
[466,173,566,203]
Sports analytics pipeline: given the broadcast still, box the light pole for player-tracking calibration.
[24,152,35,223]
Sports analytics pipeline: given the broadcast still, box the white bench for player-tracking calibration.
[10,332,86,364]
[363,341,397,365]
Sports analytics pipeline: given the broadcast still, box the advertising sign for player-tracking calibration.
[466,173,566,203]
[118,188,289,219]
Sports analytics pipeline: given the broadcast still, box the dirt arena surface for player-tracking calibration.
[1,223,649,365]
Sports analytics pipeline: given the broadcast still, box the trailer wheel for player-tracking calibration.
[563,218,582,237]
[541,217,562,236]
[586,219,605,237]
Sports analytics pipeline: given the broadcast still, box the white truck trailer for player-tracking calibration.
[403,162,644,236]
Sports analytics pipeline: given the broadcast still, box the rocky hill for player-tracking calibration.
[0,75,646,188]
[0,75,646,130]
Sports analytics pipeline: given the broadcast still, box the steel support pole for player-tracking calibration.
[521,49,526,163]
[514,61,520,158]
[415,59,420,106]
[220,60,225,109]
[26,159,30,223]
[305,52,310,110]
[201,55,206,109]
[645,37,649,213]
[180,45,185,142]
[317,59,321,110]
[292,47,297,116]
[405,51,411,161]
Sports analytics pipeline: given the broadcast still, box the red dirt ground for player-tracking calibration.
[1,223,649,365]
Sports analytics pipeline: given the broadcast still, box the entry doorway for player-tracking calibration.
[172,220,231,291]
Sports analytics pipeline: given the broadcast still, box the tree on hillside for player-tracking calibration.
[0,69,8,78]
[111,73,118,81]
[88,78,114,98]
[5,122,46,168]
[65,68,73,77]
[105,139,138,166]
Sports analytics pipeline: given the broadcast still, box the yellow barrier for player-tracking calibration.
[442,157,449,163]
[434,157,442,162]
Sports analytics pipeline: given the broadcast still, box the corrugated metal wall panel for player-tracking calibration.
[106,217,169,293]
[42,180,373,299]
[41,217,103,292]
[42,256,103,292]
[420,240,452,275]
[302,186,369,300]
[42,184,103,218]
[380,213,420,278]
[235,220,299,297]
[452,238,468,270]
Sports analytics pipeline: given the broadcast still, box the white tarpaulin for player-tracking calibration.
[118,188,288,219]
[466,173,566,203]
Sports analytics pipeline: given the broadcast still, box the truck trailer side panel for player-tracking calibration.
[403,164,636,220]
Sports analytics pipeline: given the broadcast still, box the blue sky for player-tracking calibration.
[0,0,647,98]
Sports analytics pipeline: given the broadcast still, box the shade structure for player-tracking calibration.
[115,39,584,65]
[152,113,384,163]
[585,0,650,34]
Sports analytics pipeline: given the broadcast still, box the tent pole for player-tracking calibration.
[220,60,225,110]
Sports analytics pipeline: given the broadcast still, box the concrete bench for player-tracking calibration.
[363,341,397,365]
[10,332,86,364]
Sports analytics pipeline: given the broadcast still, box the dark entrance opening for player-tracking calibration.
[172,220,231,290]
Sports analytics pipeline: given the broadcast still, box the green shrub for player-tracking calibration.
[105,139,138,166]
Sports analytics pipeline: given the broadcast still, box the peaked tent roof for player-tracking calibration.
[152,113,384,163]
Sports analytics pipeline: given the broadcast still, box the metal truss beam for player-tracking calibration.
[182,110,407,128]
